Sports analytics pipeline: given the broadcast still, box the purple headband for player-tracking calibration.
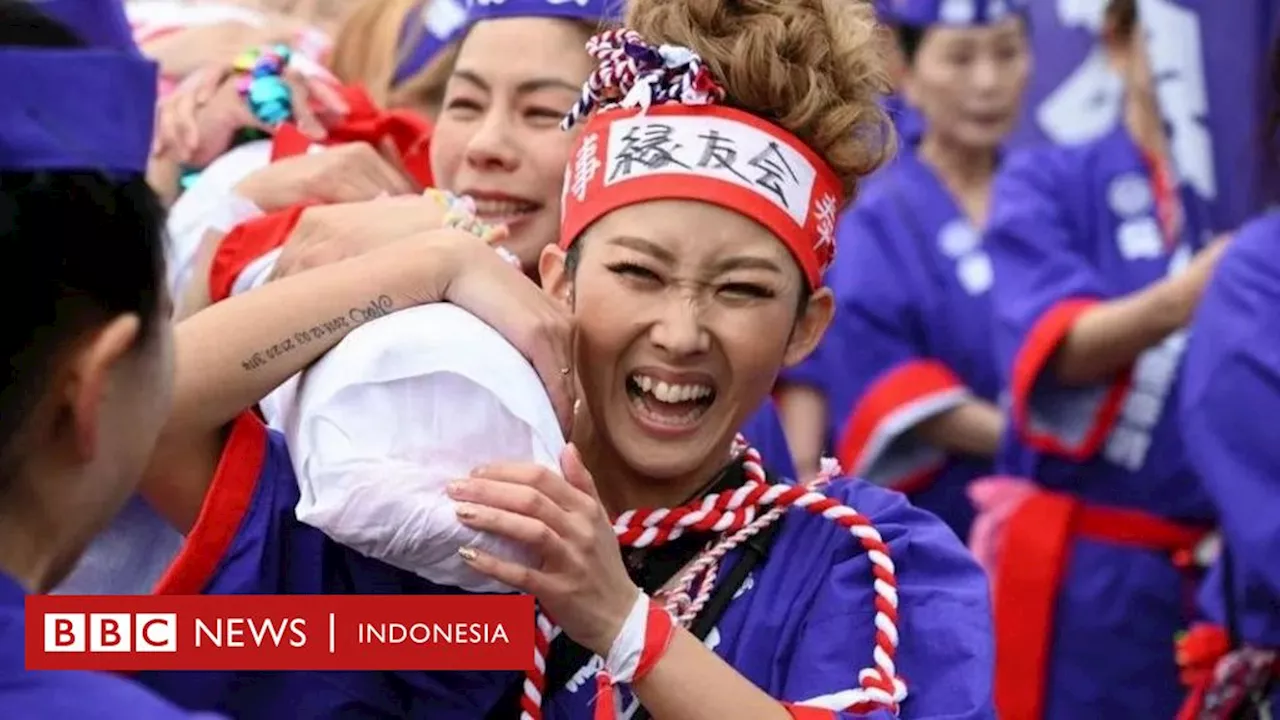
[391,0,622,85]
[392,0,467,86]
[1,0,157,174]
[885,0,1028,27]
[463,0,623,25]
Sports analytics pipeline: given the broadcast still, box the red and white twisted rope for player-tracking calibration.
[561,29,725,131]
[518,437,906,719]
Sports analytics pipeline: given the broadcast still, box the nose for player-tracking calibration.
[648,291,710,359]
[464,108,519,172]
[972,55,1001,94]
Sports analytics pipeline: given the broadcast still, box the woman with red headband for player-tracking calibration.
[446,0,996,715]
[127,1,993,719]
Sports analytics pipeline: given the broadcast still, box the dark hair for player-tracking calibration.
[1104,0,1138,41]
[894,24,926,65]
[893,14,1031,66]
[0,1,168,473]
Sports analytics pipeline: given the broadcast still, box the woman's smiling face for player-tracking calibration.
[430,17,594,275]
[541,199,833,485]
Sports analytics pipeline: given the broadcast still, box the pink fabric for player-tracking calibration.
[966,475,1039,578]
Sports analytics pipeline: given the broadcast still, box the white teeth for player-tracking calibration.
[468,198,538,218]
[630,374,713,404]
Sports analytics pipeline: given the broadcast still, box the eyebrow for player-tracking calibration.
[452,69,581,96]
[608,236,784,275]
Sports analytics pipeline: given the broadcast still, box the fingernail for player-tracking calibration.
[446,481,468,497]
[457,546,478,562]
[454,502,477,520]
[469,466,490,477]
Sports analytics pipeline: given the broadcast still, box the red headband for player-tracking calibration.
[558,105,843,289]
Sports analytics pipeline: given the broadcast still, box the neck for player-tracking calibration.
[1124,89,1170,162]
[917,132,998,191]
[0,479,79,594]
[571,412,732,515]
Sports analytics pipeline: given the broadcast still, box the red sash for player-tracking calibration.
[994,490,1212,720]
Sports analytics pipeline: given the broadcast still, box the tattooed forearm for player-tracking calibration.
[239,294,396,372]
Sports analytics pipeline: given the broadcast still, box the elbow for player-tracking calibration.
[1047,344,1100,387]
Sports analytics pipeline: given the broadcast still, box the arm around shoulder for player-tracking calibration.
[141,231,473,532]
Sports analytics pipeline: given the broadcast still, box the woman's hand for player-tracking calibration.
[142,19,300,81]
[449,445,639,656]
[267,193,506,280]
[152,59,349,167]
[234,142,418,212]
[438,241,575,433]
[1168,233,1232,320]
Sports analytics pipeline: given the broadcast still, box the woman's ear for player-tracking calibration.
[783,287,834,368]
[60,314,142,463]
[539,244,574,309]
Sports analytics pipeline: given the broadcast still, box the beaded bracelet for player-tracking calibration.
[233,44,295,128]
[423,189,506,243]
[177,46,294,196]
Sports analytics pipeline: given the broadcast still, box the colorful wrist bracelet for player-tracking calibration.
[424,189,505,242]
[233,44,294,127]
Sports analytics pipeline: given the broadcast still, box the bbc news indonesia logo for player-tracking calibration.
[27,595,533,672]
[45,612,177,653]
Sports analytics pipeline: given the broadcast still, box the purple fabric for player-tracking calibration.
[985,127,1217,719]
[1183,210,1280,648]
[882,0,1027,27]
[41,0,137,51]
[544,477,996,719]
[392,0,466,85]
[1016,0,1280,231]
[0,572,223,719]
[818,150,1002,539]
[0,49,157,173]
[1,0,156,174]
[463,0,623,27]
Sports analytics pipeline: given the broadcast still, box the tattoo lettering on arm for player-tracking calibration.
[239,294,396,372]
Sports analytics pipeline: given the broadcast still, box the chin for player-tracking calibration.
[601,383,740,485]
[611,433,719,482]
[959,124,1011,151]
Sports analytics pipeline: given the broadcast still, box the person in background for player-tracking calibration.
[980,0,1225,716]
[143,0,463,207]
[794,0,1028,539]
[0,0,217,716]
[1175,35,1280,720]
[127,0,333,90]
[57,0,471,597]
[772,0,928,482]
[875,0,925,145]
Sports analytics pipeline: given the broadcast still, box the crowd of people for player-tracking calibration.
[0,0,1277,718]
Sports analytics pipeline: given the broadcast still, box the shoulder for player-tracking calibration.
[1,669,218,719]
[1224,210,1280,275]
[766,477,995,716]
[996,131,1133,203]
[782,476,988,588]
[1201,210,1280,321]
[1185,211,1280,379]
[843,156,913,221]
[995,142,1080,194]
